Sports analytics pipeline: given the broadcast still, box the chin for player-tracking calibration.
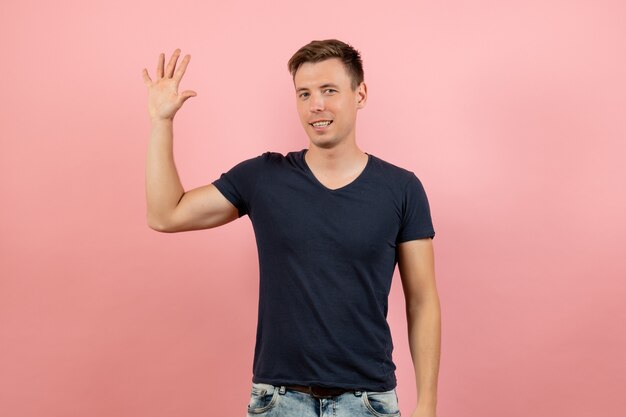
[310,137,340,149]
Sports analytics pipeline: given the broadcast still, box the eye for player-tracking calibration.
[323,89,337,94]
[298,92,310,99]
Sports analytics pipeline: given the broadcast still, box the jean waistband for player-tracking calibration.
[283,384,354,398]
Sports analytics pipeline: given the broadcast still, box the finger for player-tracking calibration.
[165,48,181,79]
[173,54,191,85]
[156,52,164,80]
[142,68,153,87]
[179,90,197,104]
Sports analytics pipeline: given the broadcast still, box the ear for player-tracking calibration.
[356,82,367,109]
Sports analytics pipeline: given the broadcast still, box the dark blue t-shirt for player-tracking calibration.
[212,148,435,391]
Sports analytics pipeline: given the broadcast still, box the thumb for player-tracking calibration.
[180,90,197,101]
[179,90,197,105]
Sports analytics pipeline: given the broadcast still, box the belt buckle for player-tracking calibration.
[310,386,339,399]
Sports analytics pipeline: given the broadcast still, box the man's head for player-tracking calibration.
[288,39,367,149]
[288,39,364,91]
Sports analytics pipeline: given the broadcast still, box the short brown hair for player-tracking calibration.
[287,39,364,90]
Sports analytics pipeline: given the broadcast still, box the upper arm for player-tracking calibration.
[397,238,437,307]
[153,183,239,232]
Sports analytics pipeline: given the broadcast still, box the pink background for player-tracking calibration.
[1,1,625,416]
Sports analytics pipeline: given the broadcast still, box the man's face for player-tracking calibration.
[293,58,367,149]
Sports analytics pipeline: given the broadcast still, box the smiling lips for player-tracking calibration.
[310,120,333,129]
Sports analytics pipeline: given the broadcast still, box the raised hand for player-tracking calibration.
[142,48,197,122]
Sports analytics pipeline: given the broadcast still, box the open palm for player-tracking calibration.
[142,48,197,121]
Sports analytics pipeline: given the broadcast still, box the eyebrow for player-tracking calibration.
[295,83,340,93]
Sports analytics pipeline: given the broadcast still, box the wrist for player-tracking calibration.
[417,399,437,410]
[150,117,174,126]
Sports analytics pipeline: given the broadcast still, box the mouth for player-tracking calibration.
[309,120,333,129]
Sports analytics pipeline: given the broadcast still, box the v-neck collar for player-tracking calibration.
[300,148,372,192]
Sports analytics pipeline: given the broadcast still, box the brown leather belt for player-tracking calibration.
[284,384,352,398]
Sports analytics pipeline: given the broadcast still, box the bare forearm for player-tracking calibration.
[145,118,184,229]
[407,295,441,409]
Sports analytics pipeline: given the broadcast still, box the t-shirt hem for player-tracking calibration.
[212,179,246,217]
[396,230,436,243]
[251,376,397,392]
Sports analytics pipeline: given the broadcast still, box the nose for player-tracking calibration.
[309,93,325,112]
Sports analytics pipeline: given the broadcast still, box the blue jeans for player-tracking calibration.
[246,382,401,417]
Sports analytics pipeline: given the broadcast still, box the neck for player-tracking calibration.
[305,140,367,173]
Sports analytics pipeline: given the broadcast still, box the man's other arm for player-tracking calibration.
[397,237,440,416]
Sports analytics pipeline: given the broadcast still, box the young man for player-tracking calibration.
[142,39,440,417]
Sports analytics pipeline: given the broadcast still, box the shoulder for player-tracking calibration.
[221,150,304,179]
[255,150,301,162]
[261,149,307,170]
[369,153,419,187]
[227,150,284,170]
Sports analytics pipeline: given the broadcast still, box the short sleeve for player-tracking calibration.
[396,173,436,243]
[211,153,267,218]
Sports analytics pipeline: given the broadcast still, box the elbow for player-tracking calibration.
[147,213,174,233]
[147,220,170,233]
